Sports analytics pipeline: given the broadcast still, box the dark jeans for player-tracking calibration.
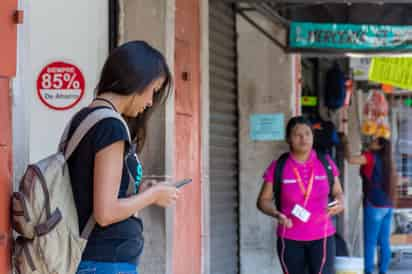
[277,236,336,274]
[364,203,393,274]
[76,260,138,274]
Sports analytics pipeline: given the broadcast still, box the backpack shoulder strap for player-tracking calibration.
[316,151,335,196]
[81,214,97,239]
[273,153,289,210]
[60,108,132,240]
[63,108,131,160]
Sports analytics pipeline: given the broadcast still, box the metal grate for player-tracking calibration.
[209,1,240,273]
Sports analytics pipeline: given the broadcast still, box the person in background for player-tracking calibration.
[341,134,398,274]
[257,116,344,274]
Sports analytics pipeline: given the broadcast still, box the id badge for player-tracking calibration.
[291,204,311,223]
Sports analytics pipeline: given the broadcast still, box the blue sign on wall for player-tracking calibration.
[250,113,284,141]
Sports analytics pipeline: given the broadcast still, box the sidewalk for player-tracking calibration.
[388,255,412,274]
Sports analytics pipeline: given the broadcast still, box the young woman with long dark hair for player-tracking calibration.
[342,135,397,274]
[67,41,179,274]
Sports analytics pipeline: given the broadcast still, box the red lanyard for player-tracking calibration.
[292,165,314,207]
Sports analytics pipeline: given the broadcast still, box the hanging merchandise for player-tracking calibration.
[361,119,378,136]
[324,62,346,110]
[362,90,388,119]
[312,118,340,155]
[361,90,390,139]
[344,79,353,107]
[375,117,391,139]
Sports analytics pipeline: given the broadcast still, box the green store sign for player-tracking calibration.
[290,22,412,51]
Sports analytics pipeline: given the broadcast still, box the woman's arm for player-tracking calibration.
[93,141,179,227]
[257,182,292,227]
[341,134,367,165]
[328,176,345,216]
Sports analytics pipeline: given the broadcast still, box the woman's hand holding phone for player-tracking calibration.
[139,178,192,208]
[139,179,157,193]
[327,200,344,216]
[151,183,180,208]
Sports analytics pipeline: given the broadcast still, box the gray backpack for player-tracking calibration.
[11,108,133,274]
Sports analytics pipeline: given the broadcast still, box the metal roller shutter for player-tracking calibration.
[209,2,239,273]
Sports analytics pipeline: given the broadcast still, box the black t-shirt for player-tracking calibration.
[67,106,144,265]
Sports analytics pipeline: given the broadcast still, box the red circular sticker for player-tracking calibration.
[36,61,85,110]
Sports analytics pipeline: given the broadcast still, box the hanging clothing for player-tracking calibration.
[310,117,340,156]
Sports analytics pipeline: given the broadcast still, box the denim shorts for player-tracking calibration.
[76,260,138,274]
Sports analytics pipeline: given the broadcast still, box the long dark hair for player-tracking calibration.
[376,138,395,201]
[96,41,172,152]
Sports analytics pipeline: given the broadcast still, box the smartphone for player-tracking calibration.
[328,200,338,208]
[175,178,192,188]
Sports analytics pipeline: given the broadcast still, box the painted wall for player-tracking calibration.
[237,12,295,274]
[15,0,108,164]
[120,2,202,274]
[0,0,17,273]
[119,1,175,273]
[173,0,202,273]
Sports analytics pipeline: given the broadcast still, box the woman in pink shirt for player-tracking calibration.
[257,116,344,274]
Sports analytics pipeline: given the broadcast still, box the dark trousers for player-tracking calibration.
[277,236,336,274]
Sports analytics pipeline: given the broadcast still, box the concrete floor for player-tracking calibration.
[388,253,412,274]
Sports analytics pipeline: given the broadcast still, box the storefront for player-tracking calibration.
[230,0,412,272]
[9,1,204,274]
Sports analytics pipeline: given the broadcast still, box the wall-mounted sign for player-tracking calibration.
[350,58,371,81]
[302,96,318,107]
[290,22,412,51]
[369,58,412,91]
[36,61,85,110]
[250,113,284,141]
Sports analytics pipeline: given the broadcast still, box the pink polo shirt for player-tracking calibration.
[263,150,339,241]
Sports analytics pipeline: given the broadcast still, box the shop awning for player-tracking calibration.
[224,0,412,54]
